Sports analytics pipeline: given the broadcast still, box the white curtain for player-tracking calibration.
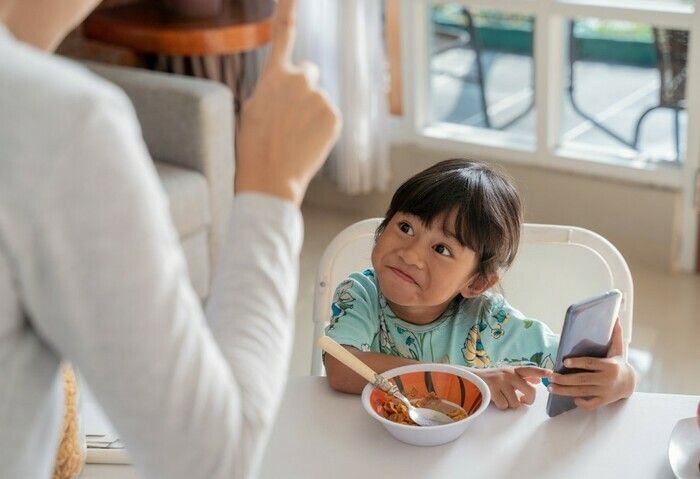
[295,0,390,194]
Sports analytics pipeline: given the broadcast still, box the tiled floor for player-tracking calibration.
[293,204,700,396]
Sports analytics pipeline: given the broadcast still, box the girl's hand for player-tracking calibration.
[474,366,551,410]
[547,319,636,411]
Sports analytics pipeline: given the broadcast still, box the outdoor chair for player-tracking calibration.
[432,7,535,130]
[631,28,687,160]
[567,22,687,161]
[432,6,492,128]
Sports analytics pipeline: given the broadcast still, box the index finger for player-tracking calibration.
[563,357,607,371]
[514,366,551,378]
[511,374,537,405]
[267,0,297,69]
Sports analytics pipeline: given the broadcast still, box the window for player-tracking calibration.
[430,8,536,146]
[402,0,699,189]
[390,0,699,270]
[561,19,688,163]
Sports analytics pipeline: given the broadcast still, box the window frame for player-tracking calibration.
[392,0,700,271]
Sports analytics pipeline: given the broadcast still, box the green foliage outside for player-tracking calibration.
[432,5,661,66]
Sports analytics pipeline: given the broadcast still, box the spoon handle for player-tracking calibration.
[318,336,382,385]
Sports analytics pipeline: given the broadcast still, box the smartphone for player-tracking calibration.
[546,289,622,417]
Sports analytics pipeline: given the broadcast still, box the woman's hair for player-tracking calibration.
[376,159,522,282]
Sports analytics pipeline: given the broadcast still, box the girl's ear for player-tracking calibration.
[460,272,499,298]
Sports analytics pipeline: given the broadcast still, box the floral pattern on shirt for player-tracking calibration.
[325,269,559,371]
[462,324,491,367]
[327,279,355,332]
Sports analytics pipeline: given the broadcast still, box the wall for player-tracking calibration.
[304,142,679,271]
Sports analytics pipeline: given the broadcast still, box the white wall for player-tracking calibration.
[305,142,680,270]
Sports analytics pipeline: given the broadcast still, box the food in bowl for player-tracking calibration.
[380,391,468,425]
[369,370,483,426]
[361,364,490,446]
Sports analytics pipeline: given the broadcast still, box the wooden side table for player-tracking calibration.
[83,1,273,111]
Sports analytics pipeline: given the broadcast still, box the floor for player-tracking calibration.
[292,204,700,396]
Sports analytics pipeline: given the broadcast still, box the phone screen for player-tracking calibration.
[556,295,619,373]
[547,290,621,417]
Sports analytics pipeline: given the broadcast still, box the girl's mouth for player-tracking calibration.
[388,266,419,286]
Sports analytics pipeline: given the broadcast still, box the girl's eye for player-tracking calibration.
[398,222,413,235]
[434,244,452,257]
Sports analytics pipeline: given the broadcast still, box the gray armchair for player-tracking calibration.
[85,62,234,299]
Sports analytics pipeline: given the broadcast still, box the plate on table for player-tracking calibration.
[668,417,700,478]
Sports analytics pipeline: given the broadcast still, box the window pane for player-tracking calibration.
[592,0,692,7]
[560,19,688,163]
[429,5,536,146]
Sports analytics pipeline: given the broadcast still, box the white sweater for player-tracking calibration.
[0,25,301,478]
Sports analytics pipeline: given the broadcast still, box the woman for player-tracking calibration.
[0,0,340,477]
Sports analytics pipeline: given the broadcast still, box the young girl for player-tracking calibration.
[324,159,635,411]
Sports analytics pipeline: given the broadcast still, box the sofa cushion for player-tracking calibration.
[154,160,210,238]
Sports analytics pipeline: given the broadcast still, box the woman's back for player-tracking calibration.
[0,24,166,476]
[0,0,343,475]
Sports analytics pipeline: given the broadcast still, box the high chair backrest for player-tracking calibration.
[310,219,634,376]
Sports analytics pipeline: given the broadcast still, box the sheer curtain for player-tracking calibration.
[295,0,390,194]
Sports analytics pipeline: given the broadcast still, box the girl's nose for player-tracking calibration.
[398,242,425,269]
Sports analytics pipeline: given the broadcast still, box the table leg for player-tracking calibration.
[170,55,186,75]
[190,56,204,78]
[146,52,261,128]
[202,55,222,83]
[154,54,168,72]
[222,55,241,113]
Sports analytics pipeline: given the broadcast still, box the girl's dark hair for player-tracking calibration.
[377,159,522,282]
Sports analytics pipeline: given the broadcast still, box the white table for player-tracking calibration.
[81,376,699,478]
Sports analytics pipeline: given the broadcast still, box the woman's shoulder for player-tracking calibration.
[0,35,133,137]
[0,34,141,201]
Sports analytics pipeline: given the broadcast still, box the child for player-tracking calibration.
[324,159,635,410]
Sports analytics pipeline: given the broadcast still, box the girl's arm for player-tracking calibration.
[324,346,418,394]
[324,346,551,408]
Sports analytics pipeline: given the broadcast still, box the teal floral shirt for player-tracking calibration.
[325,269,559,369]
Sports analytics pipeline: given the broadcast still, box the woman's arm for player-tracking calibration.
[22,104,305,479]
[16,2,339,478]
[324,346,418,394]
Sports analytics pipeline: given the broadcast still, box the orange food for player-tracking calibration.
[380,391,468,426]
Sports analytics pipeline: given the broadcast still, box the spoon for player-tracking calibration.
[318,336,455,426]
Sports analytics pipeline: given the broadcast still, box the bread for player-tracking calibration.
[52,364,85,479]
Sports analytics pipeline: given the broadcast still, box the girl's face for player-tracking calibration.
[371,211,485,323]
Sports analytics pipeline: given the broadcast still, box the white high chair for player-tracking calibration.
[310,219,634,376]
